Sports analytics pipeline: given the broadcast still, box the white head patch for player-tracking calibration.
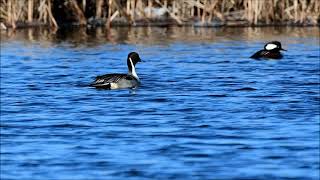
[265,43,277,50]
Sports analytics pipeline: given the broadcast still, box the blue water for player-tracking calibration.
[1,27,319,180]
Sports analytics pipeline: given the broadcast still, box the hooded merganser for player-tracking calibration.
[91,52,142,89]
[250,41,286,59]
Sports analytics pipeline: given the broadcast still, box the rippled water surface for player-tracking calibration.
[1,27,319,180]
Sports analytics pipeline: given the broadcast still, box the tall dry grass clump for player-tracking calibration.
[1,0,58,29]
[0,0,319,29]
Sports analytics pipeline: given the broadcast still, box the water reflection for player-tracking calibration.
[1,26,319,46]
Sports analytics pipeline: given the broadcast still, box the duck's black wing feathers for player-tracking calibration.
[250,50,265,59]
[90,74,135,88]
[250,50,283,59]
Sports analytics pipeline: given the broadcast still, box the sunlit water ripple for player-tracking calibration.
[1,27,319,180]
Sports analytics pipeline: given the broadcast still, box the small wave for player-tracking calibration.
[235,87,257,91]
[197,124,211,128]
[207,94,228,97]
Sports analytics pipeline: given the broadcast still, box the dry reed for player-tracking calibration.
[0,0,319,29]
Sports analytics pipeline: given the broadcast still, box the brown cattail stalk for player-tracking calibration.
[131,0,135,21]
[106,0,113,28]
[82,0,86,12]
[67,0,87,25]
[113,0,133,24]
[27,0,33,23]
[197,0,201,18]
[7,0,12,25]
[201,0,207,23]
[10,0,16,29]
[148,0,152,18]
[47,0,58,28]
[96,0,104,18]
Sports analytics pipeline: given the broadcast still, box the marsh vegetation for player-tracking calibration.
[0,0,319,29]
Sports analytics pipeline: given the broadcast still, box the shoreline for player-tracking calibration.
[1,19,319,30]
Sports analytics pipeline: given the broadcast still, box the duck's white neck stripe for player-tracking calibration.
[265,43,277,50]
[129,57,139,81]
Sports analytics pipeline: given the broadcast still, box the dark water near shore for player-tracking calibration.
[1,27,319,180]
